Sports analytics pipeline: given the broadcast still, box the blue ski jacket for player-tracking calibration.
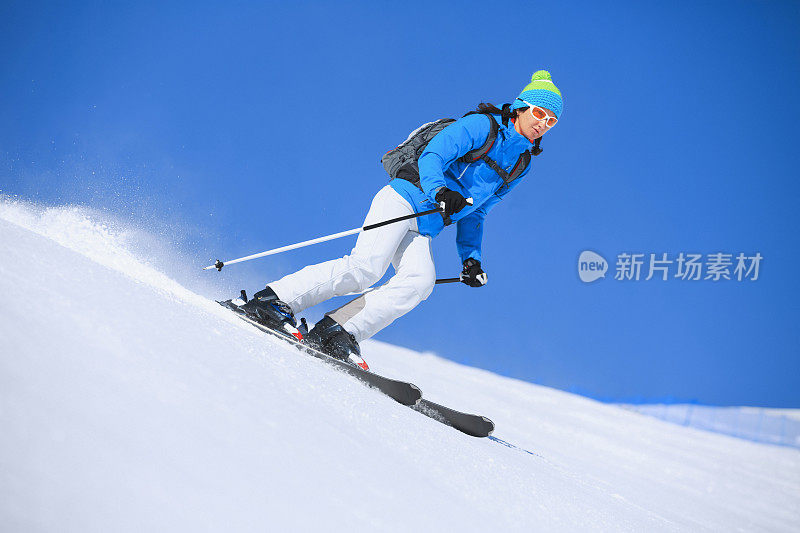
[389,113,534,263]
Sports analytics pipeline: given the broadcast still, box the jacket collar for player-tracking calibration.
[501,117,535,150]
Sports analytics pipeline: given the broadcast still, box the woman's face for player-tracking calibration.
[514,106,557,143]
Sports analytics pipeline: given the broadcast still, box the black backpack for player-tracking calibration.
[381,104,541,189]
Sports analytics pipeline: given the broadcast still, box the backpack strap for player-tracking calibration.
[466,112,532,186]
[532,136,542,156]
[460,113,499,163]
[393,111,532,193]
[479,149,531,186]
[501,103,512,127]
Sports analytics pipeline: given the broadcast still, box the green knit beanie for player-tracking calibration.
[511,70,563,118]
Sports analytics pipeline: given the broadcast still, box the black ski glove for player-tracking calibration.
[460,258,488,287]
[435,187,468,218]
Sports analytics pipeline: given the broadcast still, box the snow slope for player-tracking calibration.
[1,200,798,532]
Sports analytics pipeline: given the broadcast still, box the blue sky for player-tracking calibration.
[2,1,798,406]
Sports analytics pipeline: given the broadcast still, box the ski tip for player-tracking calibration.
[482,416,495,437]
[410,384,422,406]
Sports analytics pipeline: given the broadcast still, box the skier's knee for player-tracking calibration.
[350,256,385,288]
[411,269,436,301]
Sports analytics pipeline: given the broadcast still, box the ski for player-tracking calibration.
[412,399,495,438]
[218,300,422,406]
[218,299,495,437]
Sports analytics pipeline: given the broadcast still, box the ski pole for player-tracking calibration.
[336,276,463,298]
[204,198,472,271]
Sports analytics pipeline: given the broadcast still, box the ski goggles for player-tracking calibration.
[519,99,558,128]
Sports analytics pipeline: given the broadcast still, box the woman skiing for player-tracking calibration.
[238,70,563,369]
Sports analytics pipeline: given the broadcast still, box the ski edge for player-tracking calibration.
[413,399,495,438]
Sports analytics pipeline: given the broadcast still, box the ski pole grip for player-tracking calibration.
[440,197,474,209]
[439,197,473,226]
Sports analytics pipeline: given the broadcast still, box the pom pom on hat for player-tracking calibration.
[531,70,553,82]
[511,70,563,119]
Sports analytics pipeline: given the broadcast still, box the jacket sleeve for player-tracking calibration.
[455,167,530,263]
[418,114,492,202]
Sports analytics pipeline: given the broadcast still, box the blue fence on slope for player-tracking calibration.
[618,403,800,450]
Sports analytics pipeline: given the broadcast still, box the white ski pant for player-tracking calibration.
[269,185,436,342]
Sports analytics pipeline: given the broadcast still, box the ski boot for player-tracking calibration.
[305,316,369,370]
[236,287,304,342]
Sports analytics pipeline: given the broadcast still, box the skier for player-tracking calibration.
[238,70,563,368]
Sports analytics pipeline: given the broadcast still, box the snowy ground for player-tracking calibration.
[1,199,798,532]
